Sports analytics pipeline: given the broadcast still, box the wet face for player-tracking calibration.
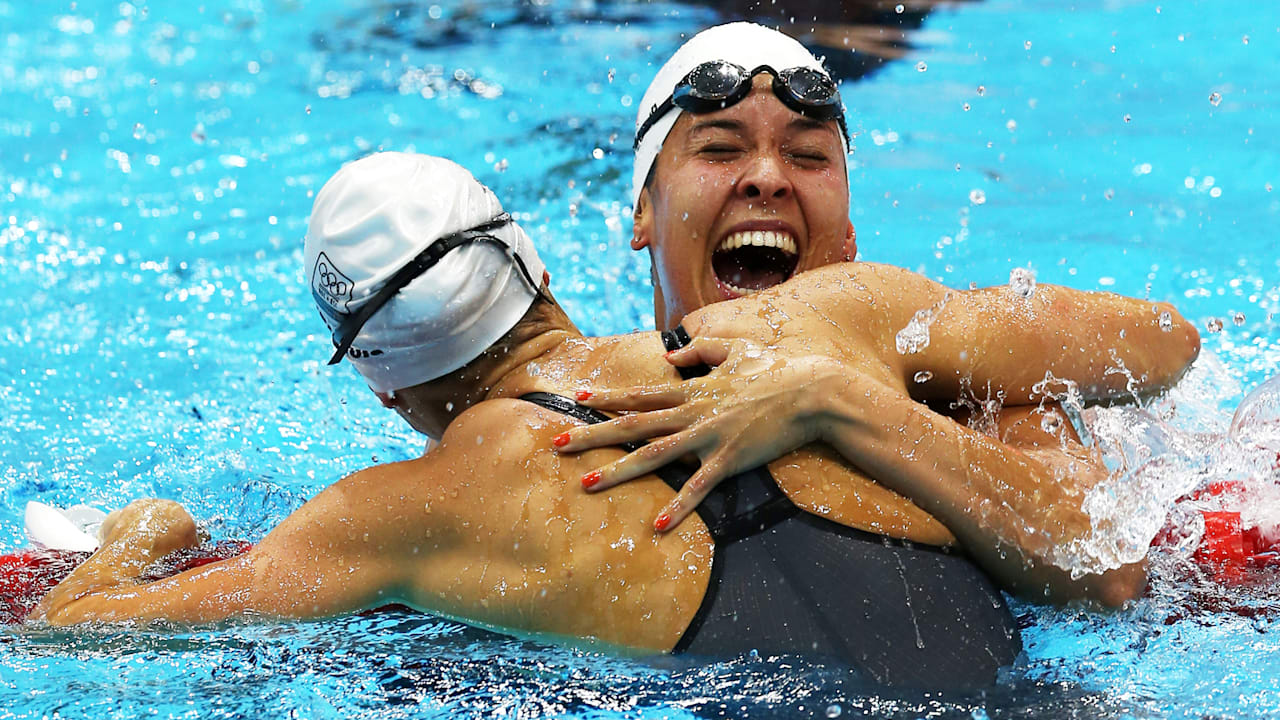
[632,76,855,330]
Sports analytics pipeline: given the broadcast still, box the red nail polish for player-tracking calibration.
[575,390,593,402]
[581,470,602,489]
[654,513,672,532]
[552,432,570,448]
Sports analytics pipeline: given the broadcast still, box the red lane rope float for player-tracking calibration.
[1161,480,1280,584]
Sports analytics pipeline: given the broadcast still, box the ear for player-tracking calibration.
[631,188,653,251]
[542,269,551,287]
[842,220,857,261]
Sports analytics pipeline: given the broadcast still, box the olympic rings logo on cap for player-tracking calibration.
[312,252,354,313]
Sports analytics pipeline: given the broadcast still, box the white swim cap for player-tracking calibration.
[632,22,845,208]
[304,152,546,393]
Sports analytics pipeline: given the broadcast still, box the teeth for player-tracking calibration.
[717,230,797,255]
[722,282,762,296]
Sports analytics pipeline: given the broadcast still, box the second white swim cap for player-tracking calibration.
[304,152,546,393]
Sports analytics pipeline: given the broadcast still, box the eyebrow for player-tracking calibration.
[687,116,838,140]
[687,118,746,136]
[788,116,833,134]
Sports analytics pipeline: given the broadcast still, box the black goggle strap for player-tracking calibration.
[324,214,546,365]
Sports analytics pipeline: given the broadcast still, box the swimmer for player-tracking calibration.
[34,152,1195,689]
[559,22,1199,579]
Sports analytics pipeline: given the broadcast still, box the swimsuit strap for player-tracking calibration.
[660,324,712,379]
[520,392,797,545]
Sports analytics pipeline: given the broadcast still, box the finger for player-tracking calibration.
[654,452,732,532]
[555,406,694,452]
[665,337,735,368]
[580,428,707,493]
[572,385,692,412]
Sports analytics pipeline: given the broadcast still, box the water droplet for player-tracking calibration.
[1233,312,1246,326]
[1205,317,1223,333]
[1266,183,1273,193]
[976,85,986,96]
[916,61,928,72]
[963,102,971,111]
[494,158,509,172]
[1123,114,1131,123]
[969,189,986,205]
[894,3,904,12]
[1040,411,1063,434]
[1158,311,1173,332]
[1006,119,1017,131]
[1024,40,1032,50]
[826,704,843,718]
[305,104,312,114]
[132,123,145,139]
[1209,92,1222,107]
[1242,35,1250,45]
[1110,44,1116,53]
[913,370,934,384]
[568,203,578,217]
[445,401,454,412]
[591,147,604,160]
[1009,267,1037,299]
[1104,189,1115,200]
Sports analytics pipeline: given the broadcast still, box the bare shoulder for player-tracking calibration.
[443,398,548,449]
[780,262,942,309]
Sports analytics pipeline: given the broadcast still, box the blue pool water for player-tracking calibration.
[2,0,1278,717]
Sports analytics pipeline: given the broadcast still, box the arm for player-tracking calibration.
[754,262,1201,405]
[813,369,1146,607]
[33,475,415,626]
[33,401,713,649]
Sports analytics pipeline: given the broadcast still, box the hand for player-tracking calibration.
[31,499,199,622]
[98,499,200,558]
[557,337,857,531]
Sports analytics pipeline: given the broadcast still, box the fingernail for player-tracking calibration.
[575,390,593,402]
[552,432,571,448]
[581,470,602,489]
[654,513,672,532]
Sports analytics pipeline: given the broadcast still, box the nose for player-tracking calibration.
[736,152,792,202]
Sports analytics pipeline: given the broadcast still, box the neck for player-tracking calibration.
[479,326,578,401]
[393,324,581,439]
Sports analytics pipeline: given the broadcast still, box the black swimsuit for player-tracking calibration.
[520,327,1022,689]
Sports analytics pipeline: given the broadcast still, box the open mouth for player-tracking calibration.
[711,230,800,295]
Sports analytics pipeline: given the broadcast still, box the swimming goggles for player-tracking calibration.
[634,61,850,149]
[322,213,549,365]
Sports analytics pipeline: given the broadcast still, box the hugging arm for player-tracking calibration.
[32,401,712,649]
[32,470,417,626]
[812,370,1147,607]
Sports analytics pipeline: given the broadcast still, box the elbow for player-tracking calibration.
[1152,302,1201,387]
[1090,561,1148,609]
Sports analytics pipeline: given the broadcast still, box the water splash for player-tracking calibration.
[895,292,952,355]
[1009,267,1036,299]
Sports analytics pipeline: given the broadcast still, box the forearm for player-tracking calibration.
[822,379,1145,606]
[35,492,405,627]
[920,285,1200,405]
